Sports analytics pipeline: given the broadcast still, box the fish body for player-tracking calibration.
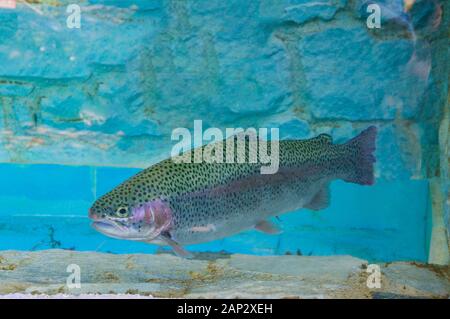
[89,126,377,257]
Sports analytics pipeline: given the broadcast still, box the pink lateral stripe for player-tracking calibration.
[0,0,16,9]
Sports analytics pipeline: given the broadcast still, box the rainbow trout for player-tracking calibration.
[89,126,377,257]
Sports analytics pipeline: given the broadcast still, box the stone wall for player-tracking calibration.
[0,0,447,178]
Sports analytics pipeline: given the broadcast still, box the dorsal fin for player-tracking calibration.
[313,133,332,145]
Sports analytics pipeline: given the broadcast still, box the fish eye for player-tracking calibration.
[116,206,129,217]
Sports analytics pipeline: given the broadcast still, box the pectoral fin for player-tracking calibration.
[254,219,281,234]
[305,186,330,211]
[159,233,194,259]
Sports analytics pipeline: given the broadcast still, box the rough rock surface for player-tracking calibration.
[0,250,448,298]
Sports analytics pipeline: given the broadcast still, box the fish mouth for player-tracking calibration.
[91,220,129,239]
[92,221,117,230]
[91,220,148,241]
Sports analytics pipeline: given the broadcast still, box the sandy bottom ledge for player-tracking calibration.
[0,250,448,299]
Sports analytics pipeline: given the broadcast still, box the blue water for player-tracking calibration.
[0,0,445,267]
[0,163,431,262]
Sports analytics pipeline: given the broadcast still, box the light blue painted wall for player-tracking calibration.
[0,163,430,262]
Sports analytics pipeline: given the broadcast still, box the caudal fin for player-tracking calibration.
[342,126,377,186]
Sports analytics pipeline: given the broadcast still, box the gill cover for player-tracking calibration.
[132,198,173,238]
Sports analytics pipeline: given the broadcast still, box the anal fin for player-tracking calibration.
[254,219,281,234]
[305,186,330,211]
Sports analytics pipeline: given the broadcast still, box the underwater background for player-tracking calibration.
[0,0,448,266]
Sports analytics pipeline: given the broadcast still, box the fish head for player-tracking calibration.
[89,187,172,241]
